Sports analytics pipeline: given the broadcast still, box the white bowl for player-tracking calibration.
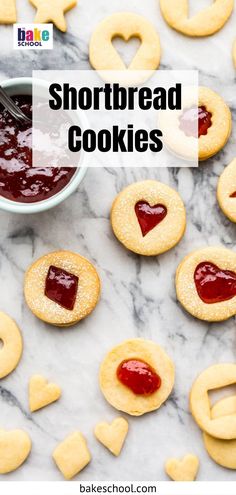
[0,77,87,214]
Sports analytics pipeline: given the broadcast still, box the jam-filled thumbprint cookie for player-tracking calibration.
[24,251,100,326]
[160,0,233,37]
[217,159,236,223]
[99,339,175,416]
[111,180,186,256]
[176,246,236,322]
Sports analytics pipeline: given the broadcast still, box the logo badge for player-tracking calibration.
[13,24,53,50]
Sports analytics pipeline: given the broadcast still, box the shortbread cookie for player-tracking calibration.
[29,375,61,412]
[0,312,23,379]
[160,0,233,37]
[217,159,236,222]
[53,431,91,480]
[0,429,31,474]
[190,363,236,439]
[203,396,236,469]
[100,339,174,416]
[233,39,236,68]
[89,12,161,72]
[94,417,128,456]
[24,251,100,326]
[0,0,16,24]
[111,180,186,256]
[30,0,77,32]
[165,454,199,481]
[176,246,236,322]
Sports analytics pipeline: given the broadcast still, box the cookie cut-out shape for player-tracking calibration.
[160,0,233,37]
[53,431,91,480]
[29,375,62,412]
[24,250,100,327]
[100,338,174,416]
[203,396,236,469]
[190,363,236,440]
[165,454,199,481]
[89,12,161,72]
[94,417,128,456]
[0,429,31,474]
[111,180,186,256]
[217,158,236,223]
[0,0,16,24]
[0,311,23,379]
[29,0,77,32]
[176,246,236,322]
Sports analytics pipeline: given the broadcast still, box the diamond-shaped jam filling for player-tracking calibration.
[45,265,78,311]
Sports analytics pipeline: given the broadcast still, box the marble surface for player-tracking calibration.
[1,0,236,482]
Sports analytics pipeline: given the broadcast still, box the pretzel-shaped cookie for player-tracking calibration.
[190,364,236,439]
[160,0,233,37]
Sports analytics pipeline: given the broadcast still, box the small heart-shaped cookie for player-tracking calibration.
[0,429,31,474]
[165,454,199,481]
[94,417,128,456]
[29,375,61,412]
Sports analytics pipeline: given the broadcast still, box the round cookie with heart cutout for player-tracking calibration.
[99,338,175,416]
[160,0,233,37]
[217,158,236,223]
[24,250,100,327]
[111,180,186,256]
[176,246,236,322]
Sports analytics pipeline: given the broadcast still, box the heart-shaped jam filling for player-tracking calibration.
[179,106,212,138]
[135,201,167,237]
[117,359,161,395]
[45,265,78,311]
[230,191,236,198]
[194,262,236,304]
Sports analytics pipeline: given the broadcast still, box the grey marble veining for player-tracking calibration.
[1,0,236,482]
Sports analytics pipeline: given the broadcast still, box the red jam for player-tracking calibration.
[117,359,161,395]
[194,262,236,304]
[230,192,236,198]
[45,265,78,311]
[135,201,167,237]
[179,105,212,138]
[0,95,76,203]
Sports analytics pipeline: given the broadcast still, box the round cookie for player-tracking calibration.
[99,338,175,416]
[24,250,100,327]
[0,429,31,474]
[203,396,236,469]
[89,12,161,73]
[176,246,236,322]
[190,363,236,440]
[233,39,236,68]
[160,0,233,37]
[111,180,186,256]
[217,159,236,222]
[0,312,23,379]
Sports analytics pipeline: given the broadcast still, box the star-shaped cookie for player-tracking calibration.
[29,0,77,32]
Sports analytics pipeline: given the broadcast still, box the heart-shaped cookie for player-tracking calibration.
[94,417,129,456]
[0,429,31,474]
[165,454,199,481]
[29,375,61,412]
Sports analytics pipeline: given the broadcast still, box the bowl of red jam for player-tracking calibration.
[0,78,87,214]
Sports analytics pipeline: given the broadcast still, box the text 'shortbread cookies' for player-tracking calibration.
[176,246,236,322]
[99,338,175,416]
[111,180,186,256]
[24,250,100,326]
